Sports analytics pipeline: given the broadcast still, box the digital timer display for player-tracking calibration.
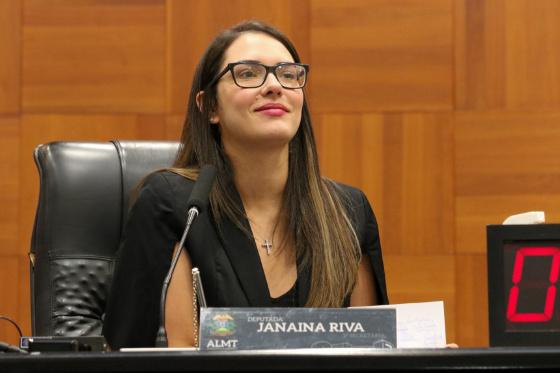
[487,224,560,347]
[503,245,560,330]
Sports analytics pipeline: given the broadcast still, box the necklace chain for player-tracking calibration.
[250,217,281,256]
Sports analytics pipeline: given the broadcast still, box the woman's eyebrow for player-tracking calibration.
[235,59,261,64]
[234,59,294,65]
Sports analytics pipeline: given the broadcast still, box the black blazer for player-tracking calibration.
[103,171,388,349]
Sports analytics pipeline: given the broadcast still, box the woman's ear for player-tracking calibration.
[196,91,219,124]
[195,91,204,112]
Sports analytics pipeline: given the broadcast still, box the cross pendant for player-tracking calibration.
[262,240,273,255]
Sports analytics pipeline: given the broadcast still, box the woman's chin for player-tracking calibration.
[251,125,298,145]
[239,133,294,151]
[223,125,299,152]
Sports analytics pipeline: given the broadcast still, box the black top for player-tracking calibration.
[103,171,388,349]
[270,281,298,307]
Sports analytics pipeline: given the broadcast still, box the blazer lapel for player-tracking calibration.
[218,214,272,307]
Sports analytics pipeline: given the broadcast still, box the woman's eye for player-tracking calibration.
[281,71,296,80]
[237,68,259,79]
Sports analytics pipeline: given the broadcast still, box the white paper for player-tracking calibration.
[502,211,545,225]
[352,301,446,348]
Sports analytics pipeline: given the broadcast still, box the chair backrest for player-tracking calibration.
[30,140,180,336]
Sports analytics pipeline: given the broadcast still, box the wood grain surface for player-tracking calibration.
[0,0,558,348]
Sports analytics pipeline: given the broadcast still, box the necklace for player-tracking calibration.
[261,239,273,256]
[252,231,275,256]
[250,217,281,256]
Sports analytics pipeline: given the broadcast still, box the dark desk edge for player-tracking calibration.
[1,347,560,372]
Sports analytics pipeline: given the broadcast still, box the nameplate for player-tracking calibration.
[199,307,396,351]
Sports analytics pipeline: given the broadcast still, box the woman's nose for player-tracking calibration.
[260,72,283,96]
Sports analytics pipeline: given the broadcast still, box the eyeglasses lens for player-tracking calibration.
[232,64,264,87]
[276,64,306,88]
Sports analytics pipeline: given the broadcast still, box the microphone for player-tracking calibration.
[155,165,217,347]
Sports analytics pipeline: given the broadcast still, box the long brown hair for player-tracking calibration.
[172,20,361,307]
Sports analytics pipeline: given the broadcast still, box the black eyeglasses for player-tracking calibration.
[205,61,309,90]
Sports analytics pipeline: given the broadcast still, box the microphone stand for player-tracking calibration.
[154,163,216,348]
[155,207,198,347]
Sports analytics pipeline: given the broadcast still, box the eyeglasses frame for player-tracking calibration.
[205,61,309,90]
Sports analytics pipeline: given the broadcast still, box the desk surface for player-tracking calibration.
[1,347,560,372]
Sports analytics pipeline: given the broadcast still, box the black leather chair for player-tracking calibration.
[30,140,180,336]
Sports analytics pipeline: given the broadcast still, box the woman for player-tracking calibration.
[103,20,388,349]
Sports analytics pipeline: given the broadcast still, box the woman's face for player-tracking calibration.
[211,32,304,153]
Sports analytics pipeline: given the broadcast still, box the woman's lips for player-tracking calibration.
[255,104,288,117]
[257,108,287,116]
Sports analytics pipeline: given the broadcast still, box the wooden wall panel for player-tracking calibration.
[316,113,454,255]
[0,257,32,347]
[384,255,456,343]
[1,0,557,349]
[455,112,560,254]
[0,116,21,347]
[456,195,560,255]
[456,0,560,110]
[381,114,454,255]
[0,256,22,345]
[455,254,488,347]
[22,0,166,113]
[166,115,185,140]
[0,0,21,113]
[0,117,20,256]
[314,114,385,217]
[167,0,310,114]
[0,256,30,346]
[310,0,453,112]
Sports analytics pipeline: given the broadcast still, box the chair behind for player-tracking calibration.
[30,140,180,336]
